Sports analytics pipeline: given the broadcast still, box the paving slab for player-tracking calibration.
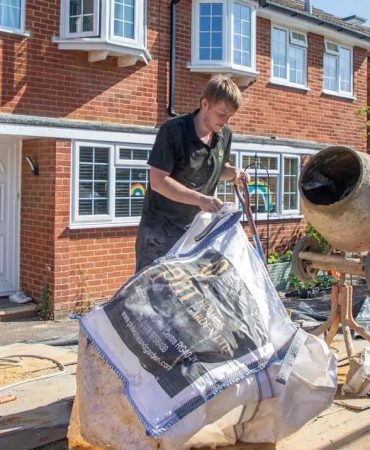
[0,343,77,450]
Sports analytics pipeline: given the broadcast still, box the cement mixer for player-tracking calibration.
[292,146,370,288]
[292,146,370,386]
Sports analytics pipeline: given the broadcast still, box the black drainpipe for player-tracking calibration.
[168,0,183,117]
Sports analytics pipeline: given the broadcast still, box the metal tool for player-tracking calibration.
[234,179,266,264]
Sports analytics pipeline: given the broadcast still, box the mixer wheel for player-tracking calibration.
[292,237,320,281]
[366,253,370,290]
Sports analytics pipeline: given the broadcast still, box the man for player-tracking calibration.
[136,76,246,271]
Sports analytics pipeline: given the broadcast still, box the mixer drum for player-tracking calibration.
[299,146,370,253]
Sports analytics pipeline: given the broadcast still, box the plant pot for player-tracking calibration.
[267,261,292,291]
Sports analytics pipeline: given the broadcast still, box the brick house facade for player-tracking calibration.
[0,0,368,315]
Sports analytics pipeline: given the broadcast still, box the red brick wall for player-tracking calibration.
[368,57,370,153]
[20,138,307,315]
[0,2,367,150]
[53,141,138,315]
[21,139,56,303]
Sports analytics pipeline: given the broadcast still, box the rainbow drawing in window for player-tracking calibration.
[130,183,146,197]
[246,179,273,212]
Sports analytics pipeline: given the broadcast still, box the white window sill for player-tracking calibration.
[321,90,357,101]
[269,79,310,92]
[0,27,30,37]
[240,214,303,221]
[53,37,152,66]
[70,213,303,229]
[69,221,139,229]
[187,63,259,86]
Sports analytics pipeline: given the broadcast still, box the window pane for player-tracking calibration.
[233,3,251,68]
[248,176,277,214]
[217,154,236,203]
[211,47,222,60]
[272,28,287,79]
[324,54,338,91]
[79,182,93,199]
[114,0,135,39]
[339,47,351,93]
[200,32,210,47]
[199,2,223,61]
[283,157,298,210]
[243,155,278,172]
[0,0,21,29]
[78,147,109,216]
[70,0,81,16]
[82,14,93,31]
[69,0,96,34]
[289,46,305,85]
[83,0,94,14]
[115,167,149,217]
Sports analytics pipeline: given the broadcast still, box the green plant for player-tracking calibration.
[306,223,328,253]
[287,273,316,292]
[267,251,279,264]
[37,284,54,321]
[314,273,336,288]
[287,271,336,295]
[356,105,370,134]
[278,250,293,262]
[72,268,95,315]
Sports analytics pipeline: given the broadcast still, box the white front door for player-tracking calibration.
[0,141,20,295]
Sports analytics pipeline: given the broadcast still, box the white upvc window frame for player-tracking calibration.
[217,151,301,219]
[72,142,114,225]
[57,0,150,66]
[189,0,258,80]
[62,0,100,38]
[282,154,300,215]
[270,24,308,89]
[241,151,280,219]
[109,0,145,48]
[71,141,151,227]
[323,40,353,98]
[216,151,238,204]
[0,0,27,34]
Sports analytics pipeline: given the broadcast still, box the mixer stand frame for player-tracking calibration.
[312,276,370,358]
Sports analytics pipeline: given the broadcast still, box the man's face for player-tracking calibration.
[201,99,237,133]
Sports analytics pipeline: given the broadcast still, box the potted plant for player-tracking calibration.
[267,250,293,291]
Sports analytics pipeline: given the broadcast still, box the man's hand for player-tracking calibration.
[198,195,223,213]
[232,169,250,186]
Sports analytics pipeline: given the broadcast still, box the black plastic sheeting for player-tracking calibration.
[284,293,370,336]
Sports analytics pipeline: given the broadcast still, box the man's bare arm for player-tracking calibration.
[150,167,223,213]
[220,163,250,185]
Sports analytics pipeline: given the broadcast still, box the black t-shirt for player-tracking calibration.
[141,110,232,230]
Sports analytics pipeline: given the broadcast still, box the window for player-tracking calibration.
[114,0,135,39]
[217,153,237,203]
[57,0,150,66]
[199,3,223,61]
[190,0,257,82]
[217,153,300,217]
[65,0,100,37]
[233,2,251,68]
[0,0,25,32]
[72,143,150,226]
[271,26,307,87]
[323,41,353,96]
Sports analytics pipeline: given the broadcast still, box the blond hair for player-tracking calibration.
[200,76,242,110]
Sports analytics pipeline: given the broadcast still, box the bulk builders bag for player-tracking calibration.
[68,209,337,450]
